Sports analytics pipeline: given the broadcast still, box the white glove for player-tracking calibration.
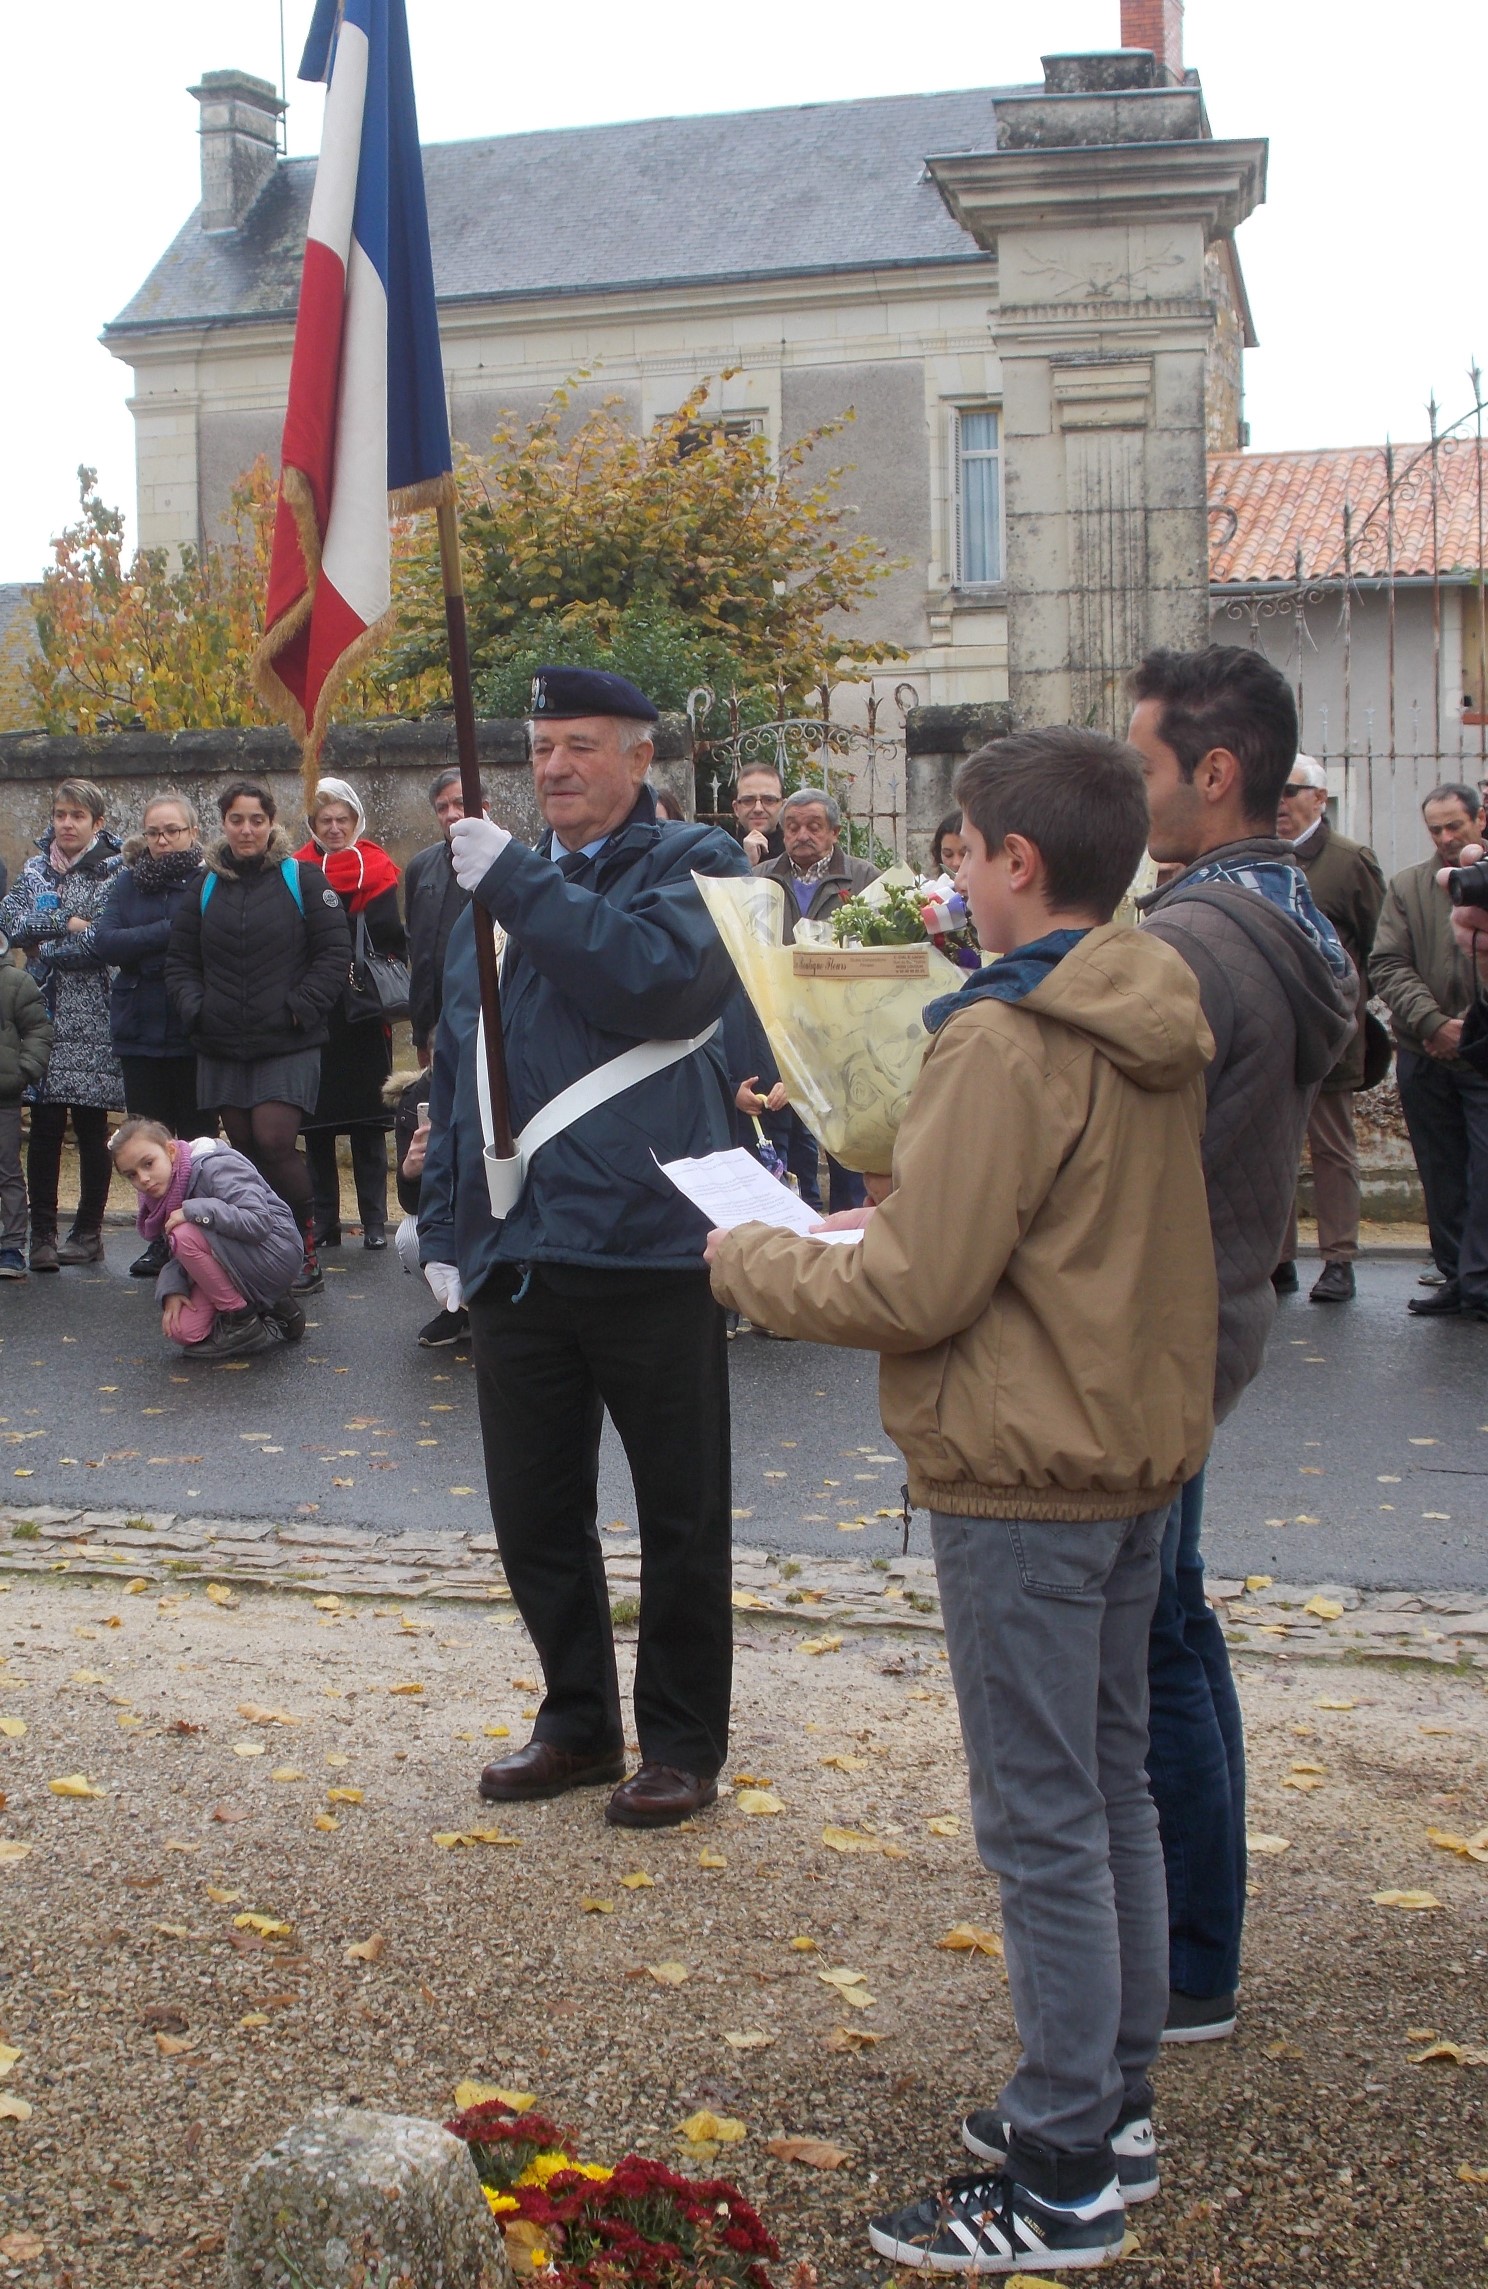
[424,1261,463,1311]
[450,814,512,890]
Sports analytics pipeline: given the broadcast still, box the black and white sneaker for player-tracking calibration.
[962,2112,1158,2206]
[868,2170,1124,2272]
[418,1306,469,1348]
[1161,1988,1236,2044]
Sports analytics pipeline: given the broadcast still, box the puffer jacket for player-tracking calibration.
[1140,837,1357,1419]
[419,783,750,1297]
[154,1139,305,1308]
[0,830,124,1108]
[93,841,206,1058]
[165,827,351,1061]
[0,942,53,1105]
[711,924,1217,1522]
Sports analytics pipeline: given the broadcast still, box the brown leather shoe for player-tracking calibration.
[478,1738,626,1802]
[56,1228,104,1266]
[605,1763,718,1829]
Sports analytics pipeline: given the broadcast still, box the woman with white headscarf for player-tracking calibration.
[294,778,406,1249]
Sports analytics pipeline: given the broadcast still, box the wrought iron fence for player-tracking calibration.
[1211,368,1488,876]
[687,679,920,864]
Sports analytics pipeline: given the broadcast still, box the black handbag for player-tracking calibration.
[343,909,411,1026]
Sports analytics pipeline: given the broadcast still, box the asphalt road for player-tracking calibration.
[3,1241,1487,1589]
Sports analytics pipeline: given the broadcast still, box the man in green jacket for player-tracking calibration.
[0,932,55,1279]
[1273,758,1385,1301]
[1371,781,1487,1317]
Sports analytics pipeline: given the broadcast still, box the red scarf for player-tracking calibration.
[294,838,400,914]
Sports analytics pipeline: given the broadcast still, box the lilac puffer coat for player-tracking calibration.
[154,1141,303,1308]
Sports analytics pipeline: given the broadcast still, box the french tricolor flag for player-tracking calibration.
[255,0,452,763]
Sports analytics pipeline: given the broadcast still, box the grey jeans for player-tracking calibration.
[931,1504,1169,2204]
[0,1108,24,1251]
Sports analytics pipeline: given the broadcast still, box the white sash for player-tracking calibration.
[475,1012,720,1219]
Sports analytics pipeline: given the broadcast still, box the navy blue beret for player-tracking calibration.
[528,666,660,723]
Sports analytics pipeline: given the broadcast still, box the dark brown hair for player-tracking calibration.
[217,778,276,821]
[1128,645,1298,826]
[954,728,1149,921]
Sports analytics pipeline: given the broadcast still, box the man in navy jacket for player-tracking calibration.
[420,668,750,1827]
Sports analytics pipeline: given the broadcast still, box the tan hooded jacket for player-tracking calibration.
[711,925,1217,1522]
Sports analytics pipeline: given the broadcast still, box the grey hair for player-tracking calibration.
[526,717,654,755]
[1288,755,1328,792]
[429,766,463,805]
[142,789,200,833]
[781,787,841,830]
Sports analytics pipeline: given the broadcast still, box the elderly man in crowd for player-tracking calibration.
[752,789,879,1214]
[420,668,750,1828]
[1272,756,1385,1302]
[403,767,481,1064]
[731,763,786,865]
[1373,781,1488,1319]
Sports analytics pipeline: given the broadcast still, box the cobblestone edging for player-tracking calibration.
[3,1504,1488,1667]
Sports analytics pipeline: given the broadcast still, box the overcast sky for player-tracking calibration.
[1,0,1482,578]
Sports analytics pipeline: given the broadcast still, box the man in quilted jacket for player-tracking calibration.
[1128,647,1356,2045]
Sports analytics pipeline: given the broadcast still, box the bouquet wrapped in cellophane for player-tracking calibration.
[695,867,966,1175]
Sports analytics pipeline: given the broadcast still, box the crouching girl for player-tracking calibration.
[109,1117,305,1360]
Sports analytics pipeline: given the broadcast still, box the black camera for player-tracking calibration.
[1445,858,1488,908]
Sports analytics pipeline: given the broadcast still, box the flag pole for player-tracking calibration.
[437,497,514,1157]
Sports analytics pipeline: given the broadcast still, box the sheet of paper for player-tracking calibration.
[657,1148,863,1243]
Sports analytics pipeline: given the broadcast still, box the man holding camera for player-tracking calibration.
[1372,783,1488,1318]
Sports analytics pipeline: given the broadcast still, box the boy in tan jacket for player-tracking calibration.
[709,728,1217,2272]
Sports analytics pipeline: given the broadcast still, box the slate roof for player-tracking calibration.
[1210,443,1488,585]
[106,84,1014,338]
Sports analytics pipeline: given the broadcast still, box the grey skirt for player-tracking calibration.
[196,1048,322,1114]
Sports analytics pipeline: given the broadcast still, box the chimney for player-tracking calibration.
[189,69,285,233]
[1119,0,1184,81]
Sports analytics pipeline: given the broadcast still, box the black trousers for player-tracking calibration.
[1397,1046,1488,1301]
[469,1264,733,1775]
[27,1103,111,1237]
[119,1054,214,1139]
[304,1126,389,1236]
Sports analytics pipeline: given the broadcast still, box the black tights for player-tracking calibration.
[219,1101,312,1227]
[28,1103,112,1237]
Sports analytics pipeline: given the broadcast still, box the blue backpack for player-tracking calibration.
[200,859,304,917]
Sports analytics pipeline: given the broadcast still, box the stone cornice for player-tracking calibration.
[927,137,1267,246]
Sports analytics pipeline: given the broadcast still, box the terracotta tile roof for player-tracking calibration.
[1209,442,1488,585]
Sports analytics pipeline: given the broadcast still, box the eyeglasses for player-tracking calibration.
[735,795,778,812]
[143,823,191,841]
[1280,785,1320,799]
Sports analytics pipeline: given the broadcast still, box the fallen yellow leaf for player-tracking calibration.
[48,1774,103,1799]
[797,1635,842,1657]
[582,1898,614,1915]
[125,1578,150,1595]
[0,1719,25,1740]
[0,2043,21,2078]
[722,2031,775,2051]
[1245,1574,1273,1591]
[155,2031,197,2057]
[326,1787,364,1805]
[231,1743,266,1759]
[824,2024,886,2052]
[233,1913,292,1938]
[239,2012,271,2029]
[204,1886,241,1905]
[935,1923,1004,1958]
[698,1850,727,1870]
[344,1932,386,1963]
[820,1754,869,1773]
[732,1591,770,1610]
[1316,1698,1356,1711]
[454,2081,534,2112]
[153,1923,190,1939]
[679,2109,746,2145]
[389,1683,423,1697]
[1304,1595,1344,1621]
[0,1842,33,1865]
[821,1826,907,1858]
[270,1768,305,1784]
[204,1584,237,1608]
[432,1828,520,1849]
[646,1961,690,1986]
[927,1815,962,1838]
[483,1725,511,1739]
[1372,1890,1442,1911]
[1411,2041,1488,2067]
[736,1789,785,1816]
[313,1814,338,1833]
[789,1935,818,1951]
[1458,2163,1488,2183]
[620,1871,655,1889]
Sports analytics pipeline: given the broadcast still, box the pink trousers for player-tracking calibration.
[167,1221,247,1345]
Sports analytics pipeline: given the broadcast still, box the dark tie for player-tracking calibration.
[557,849,590,880]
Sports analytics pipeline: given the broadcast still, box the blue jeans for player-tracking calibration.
[1144,1467,1246,1998]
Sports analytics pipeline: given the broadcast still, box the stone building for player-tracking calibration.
[104,2,1264,730]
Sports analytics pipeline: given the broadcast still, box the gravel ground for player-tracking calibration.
[0,1574,1486,2287]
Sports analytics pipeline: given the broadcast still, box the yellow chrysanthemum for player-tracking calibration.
[483,2188,519,2214]
[570,2162,613,2181]
[516,2150,577,2188]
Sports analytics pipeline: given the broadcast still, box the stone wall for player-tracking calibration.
[0,716,696,885]
[905,701,1012,864]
